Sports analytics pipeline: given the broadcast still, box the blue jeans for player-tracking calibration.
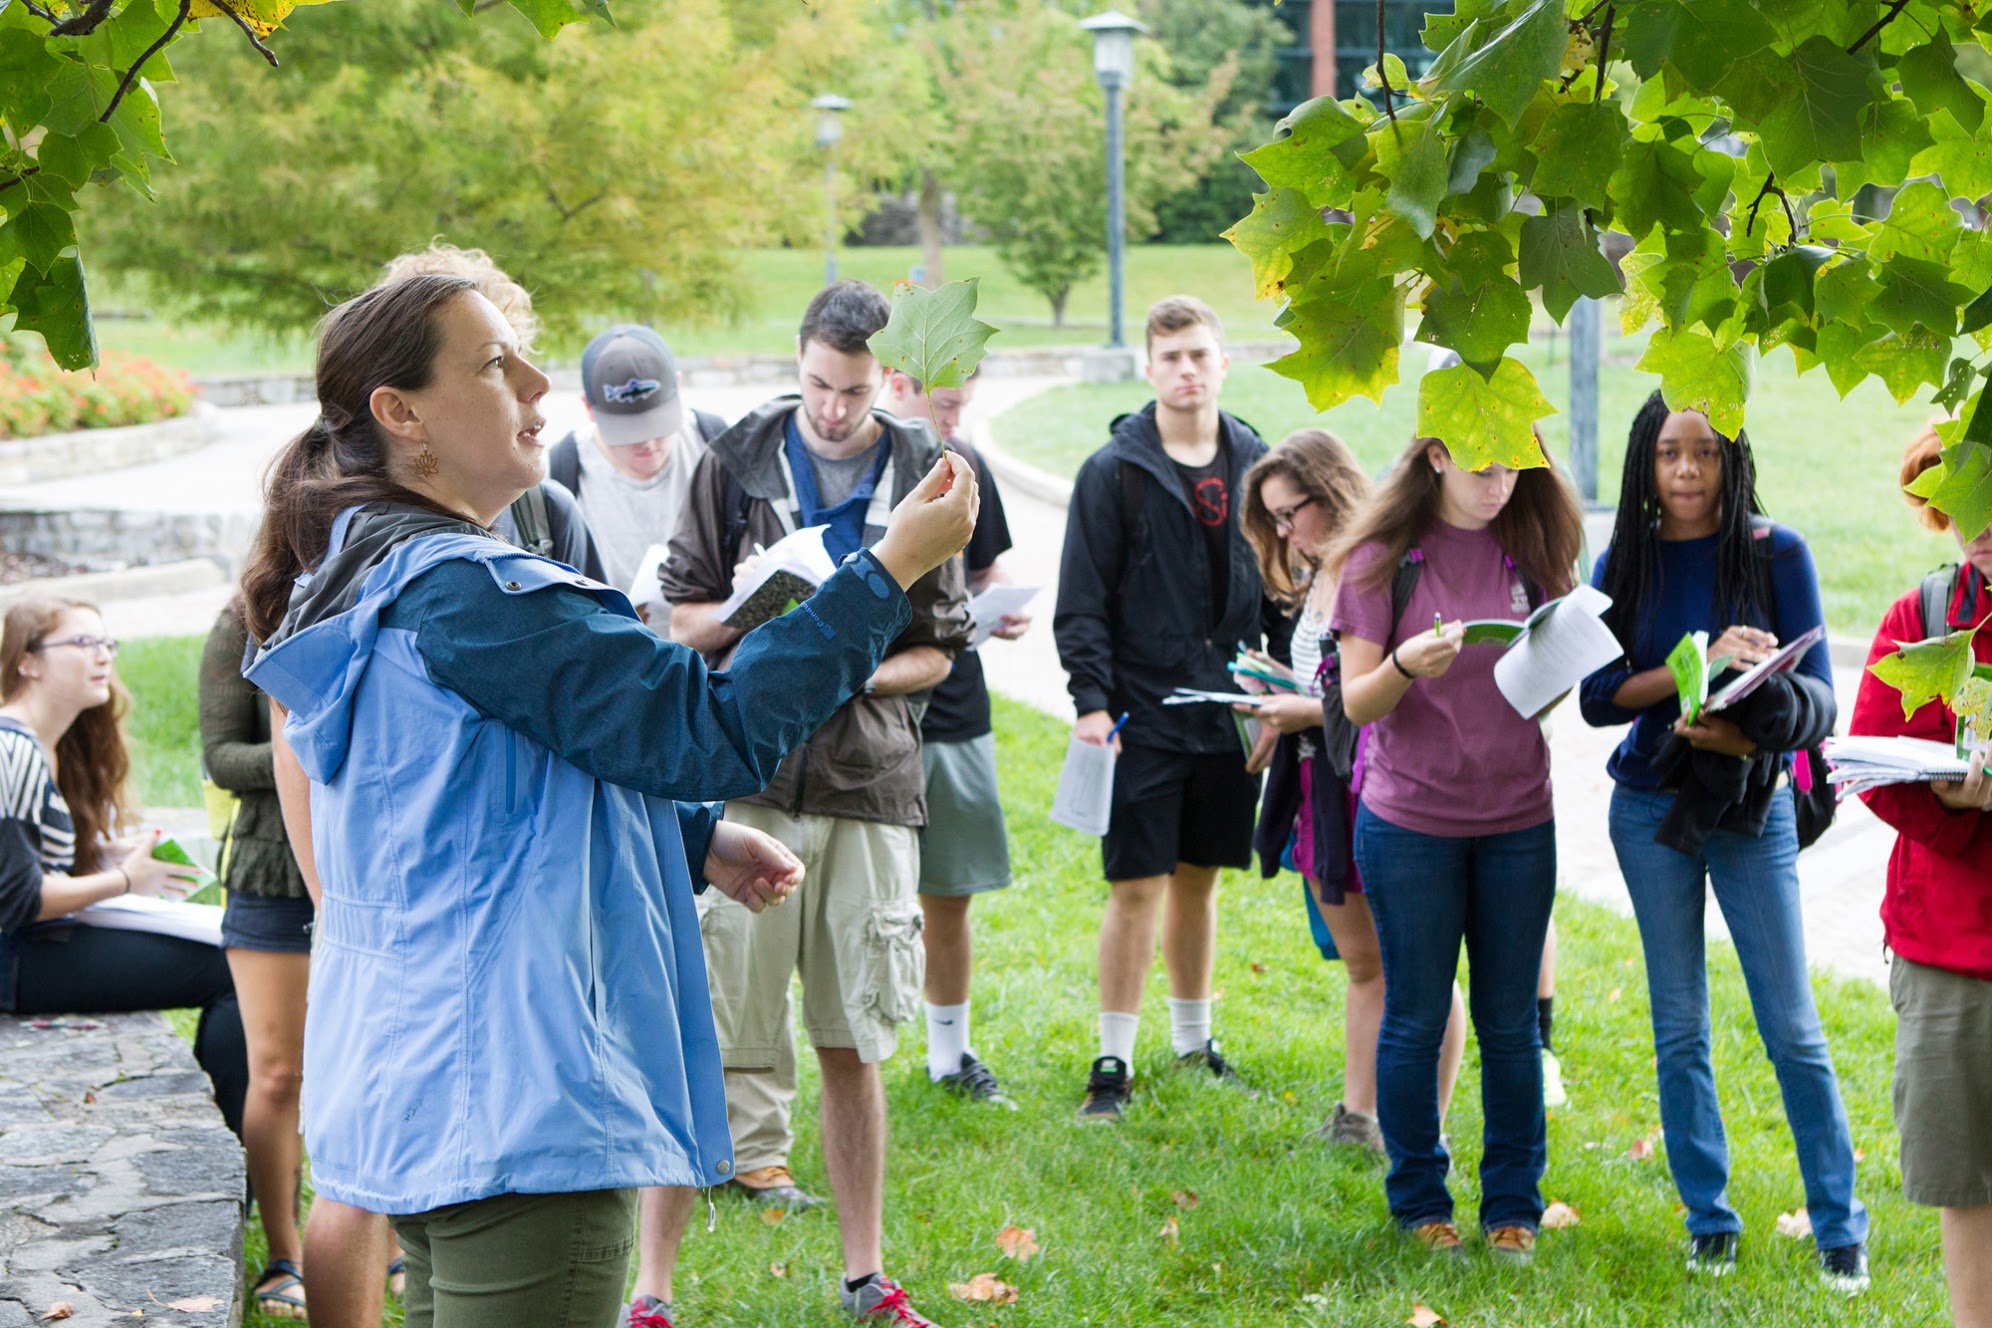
[1607,784,1868,1250]
[1355,804,1556,1232]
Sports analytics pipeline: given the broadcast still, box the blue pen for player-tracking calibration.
[1106,712,1132,742]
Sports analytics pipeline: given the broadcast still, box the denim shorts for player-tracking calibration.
[220,892,316,954]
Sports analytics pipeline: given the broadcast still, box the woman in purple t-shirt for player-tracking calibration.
[1328,433,1582,1263]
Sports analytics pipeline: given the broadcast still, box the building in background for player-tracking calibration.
[1250,0,1449,115]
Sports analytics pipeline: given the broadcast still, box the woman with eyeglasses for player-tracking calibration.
[0,598,249,1133]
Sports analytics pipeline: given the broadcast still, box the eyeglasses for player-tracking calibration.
[1269,496,1316,531]
[32,636,120,658]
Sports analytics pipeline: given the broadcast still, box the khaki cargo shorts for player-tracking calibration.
[697,803,924,1066]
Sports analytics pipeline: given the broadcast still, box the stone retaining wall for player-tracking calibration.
[0,407,218,488]
[0,511,256,578]
[0,1012,243,1327]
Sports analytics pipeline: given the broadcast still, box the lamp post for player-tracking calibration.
[1080,10,1147,350]
[812,94,852,286]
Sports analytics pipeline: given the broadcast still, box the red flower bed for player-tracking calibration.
[0,343,195,440]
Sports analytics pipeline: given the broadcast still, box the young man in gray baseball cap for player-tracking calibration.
[543,324,725,624]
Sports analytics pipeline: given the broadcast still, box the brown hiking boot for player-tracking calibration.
[722,1164,825,1214]
[1412,1220,1465,1260]
[1487,1225,1537,1266]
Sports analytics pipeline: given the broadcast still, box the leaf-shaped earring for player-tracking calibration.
[412,447,440,479]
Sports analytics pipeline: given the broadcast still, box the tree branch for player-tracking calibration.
[202,0,280,66]
[0,166,40,197]
[1744,170,1798,240]
[1848,0,1910,55]
[20,0,58,23]
[1593,5,1615,104]
[47,0,114,36]
[102,0,193,125]
[1574,0,1611,25]
[1376,0,1397,127]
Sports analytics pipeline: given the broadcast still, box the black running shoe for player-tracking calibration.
[1076,1054,1131,1123]
[1819,1242,1870,1295]
[1173,1038,1250,1091]
[1687,1231,1739,1276]
[935,1052,1018,1110]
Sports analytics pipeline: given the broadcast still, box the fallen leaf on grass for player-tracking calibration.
[1172,1190,1201,1210]
[1776,1208,1812,1239]
[82,1091,95,1106]
[760,1207,787,1225]
[1250,962,1267,973]
[1607,987,1622,1003]
[1408,1303,1446,1327]
[165,1297,223,1312]
[1540,1201,1582,1229]
[947,1273,1018,1304]
[38,1305,72,1322]
[1854,1148,1866,1163]
[769,1261,788,1278]
[1627,1137,1655,1161]
[1159,1215,1180,1246]
[995,1225,1040,1261]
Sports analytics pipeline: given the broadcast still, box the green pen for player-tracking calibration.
[1433,612,1444,636]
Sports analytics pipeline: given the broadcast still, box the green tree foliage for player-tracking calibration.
[82,0,816,345]
[1226,0,1992,554]
[938,1,1233,326]
[0,0,625,369]
[1138,0,1295,244]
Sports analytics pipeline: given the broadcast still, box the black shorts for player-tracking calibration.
[1102,743,1260,881]
[220,892,316,954]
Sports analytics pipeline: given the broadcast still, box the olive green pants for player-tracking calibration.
[391,1188,637,1328]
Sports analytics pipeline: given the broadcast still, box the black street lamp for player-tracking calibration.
[1080,10,1147,350]
[812,93,853,286]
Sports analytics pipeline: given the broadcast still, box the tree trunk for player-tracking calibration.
[917,166,945,287]
[1051,286,1069,328]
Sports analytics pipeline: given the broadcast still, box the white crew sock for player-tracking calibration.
[1098,1011,1140,1065]
[925,1002,971,1081]
[1168,997,1212,1056]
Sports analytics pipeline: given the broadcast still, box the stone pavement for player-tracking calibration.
[0,1013,243,1327]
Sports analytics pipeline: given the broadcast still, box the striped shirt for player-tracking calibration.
[0,717,75,935]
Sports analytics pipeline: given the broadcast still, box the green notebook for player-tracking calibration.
[153,835,222,906]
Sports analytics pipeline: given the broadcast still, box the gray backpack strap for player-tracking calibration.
[506,486,554,558]
[1922,564,1962,638]
[547,431,582,496]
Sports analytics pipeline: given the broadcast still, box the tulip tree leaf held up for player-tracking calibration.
[868,278,998,396]
[1417,358,1555,473]
[1869,628,1982,721]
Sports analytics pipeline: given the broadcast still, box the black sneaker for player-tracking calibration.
[935,1052,1018,1110]
[1687,1231,1738,1276]
[1173,1038,1251,1092]
[1076,1055,1131,1123]
[1820,1242,1870,1295]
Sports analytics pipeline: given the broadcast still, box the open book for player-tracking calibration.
[1469,585,1622,720]
[75,895,224,947]
[1668,624,1824,724]
[1822,734,1982,795]
[716,526,837,632]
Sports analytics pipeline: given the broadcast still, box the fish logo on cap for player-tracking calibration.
[602,377,662,405]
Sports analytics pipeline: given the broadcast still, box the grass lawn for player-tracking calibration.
[94,244,1281,374]
[988,324,1960,638]
[121,633,206,811]
[114,644,1942,1326]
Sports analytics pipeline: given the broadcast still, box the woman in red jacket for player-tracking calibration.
[1850,427,1992,1328]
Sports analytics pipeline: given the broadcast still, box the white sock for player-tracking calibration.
[925,1002,970,1080]
[1098,1011,1139,1065]
[1168,997,1212,1056]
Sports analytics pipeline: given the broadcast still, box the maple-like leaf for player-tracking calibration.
[995,1224,1041,1261]
[1775,1208,1813,1239]
[1952,675,1992,744]
[948,1273,1019,1304]
[163,1296,224,1312]
[1408,1302,1447,1327]
[1172,1191,1201,1210]
[37,1305,72,1323]
[1416,359,1555,472]
[1158,1214,1181,1245]
[1869,628,1980,720]
[868,278,998,394]
[1627,1137,1655,1161]
[1540,1200,1582,1229]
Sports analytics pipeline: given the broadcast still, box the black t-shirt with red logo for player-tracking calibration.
[1172,441,1231,629]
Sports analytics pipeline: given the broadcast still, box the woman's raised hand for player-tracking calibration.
[116,830,204,901]
[871,452,980,590]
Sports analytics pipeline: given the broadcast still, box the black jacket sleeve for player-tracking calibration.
[1731,670,1838,755]
[1053,453,1127,717]
[0,817,42,934]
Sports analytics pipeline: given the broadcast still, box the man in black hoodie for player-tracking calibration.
[1054,295,1279,1122]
